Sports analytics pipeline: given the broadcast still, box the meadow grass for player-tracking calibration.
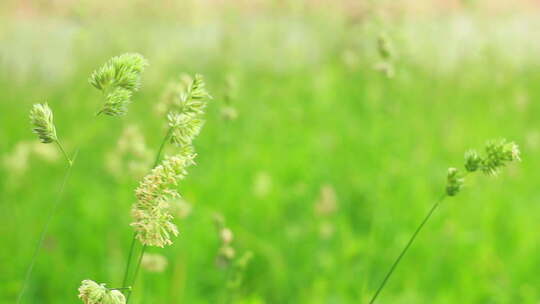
[1,8,539,303]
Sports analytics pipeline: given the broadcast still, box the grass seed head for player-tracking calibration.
[78,280,125,304]
[167,74,211,148]
[89,53,148,116]
[464,149,482,172]
[446,167,464,196]
[131,154,195,247]
[481,139,520,176]
[29,103,57,143]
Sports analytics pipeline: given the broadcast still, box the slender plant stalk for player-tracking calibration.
[18,114,103,303]
[110,287,132,291]
[121,127,172,300]
[121,236,137,288]
[368,193,447,304]
[153,127,173,167]
[126,244,147,303]
[55,140,73,166]
[16,149,79,304]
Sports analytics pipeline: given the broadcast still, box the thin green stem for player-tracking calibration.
[18,114,102,303]
[153,127,173,167]
[55,140,72,166]
[368,194,447,304]
[121,235,137,288]
[126,245,146,304]
[121,128,172,300]
[109,287,132,291]
[16,149,79,304]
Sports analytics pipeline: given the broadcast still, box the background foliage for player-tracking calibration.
[1,1,539,303]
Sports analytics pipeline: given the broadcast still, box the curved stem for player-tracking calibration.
[369,194,447,304]
[153,127,173,167]
[16,149,79,304]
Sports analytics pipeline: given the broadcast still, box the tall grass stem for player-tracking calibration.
[126,245,146,304]
[369,194,447,303]
[121,127,172,299]
[16,149,79,304]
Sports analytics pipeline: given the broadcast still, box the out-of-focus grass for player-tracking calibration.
[1,3,540,303]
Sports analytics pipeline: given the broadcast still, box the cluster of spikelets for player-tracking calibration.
[167,74,211,147]
[29,103,57,143]
[131,153,195,247]
[89,53,148,116]
[28,53,210,300]
[131,74,211,247]
[78,280,125,304]
[446,139,521,196]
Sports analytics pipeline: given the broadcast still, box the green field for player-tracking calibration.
[1,2,539,303]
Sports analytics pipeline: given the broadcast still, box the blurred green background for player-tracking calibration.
[1,0,539,303]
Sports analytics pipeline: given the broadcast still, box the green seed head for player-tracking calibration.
[89,53,148,116]
[446,167,464,196]
[481,139,521,176]
[29,103,57,144]
[464,149,482,172]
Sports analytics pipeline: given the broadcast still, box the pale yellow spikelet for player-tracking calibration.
[131,153,195,247]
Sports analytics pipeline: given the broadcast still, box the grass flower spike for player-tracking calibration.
[464,149,482,172]
[446,168,464,196]
[370,138,521,303]
[29,103,72,165]
[481,139,521,175]
[100,88,133,116]
[131,153,195,247]
[30,103,57,143]
[167,113,203,147]
[168,74,211,148]
[78,280,126,304]
[123,72,210,301]
[89,53,148,116]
